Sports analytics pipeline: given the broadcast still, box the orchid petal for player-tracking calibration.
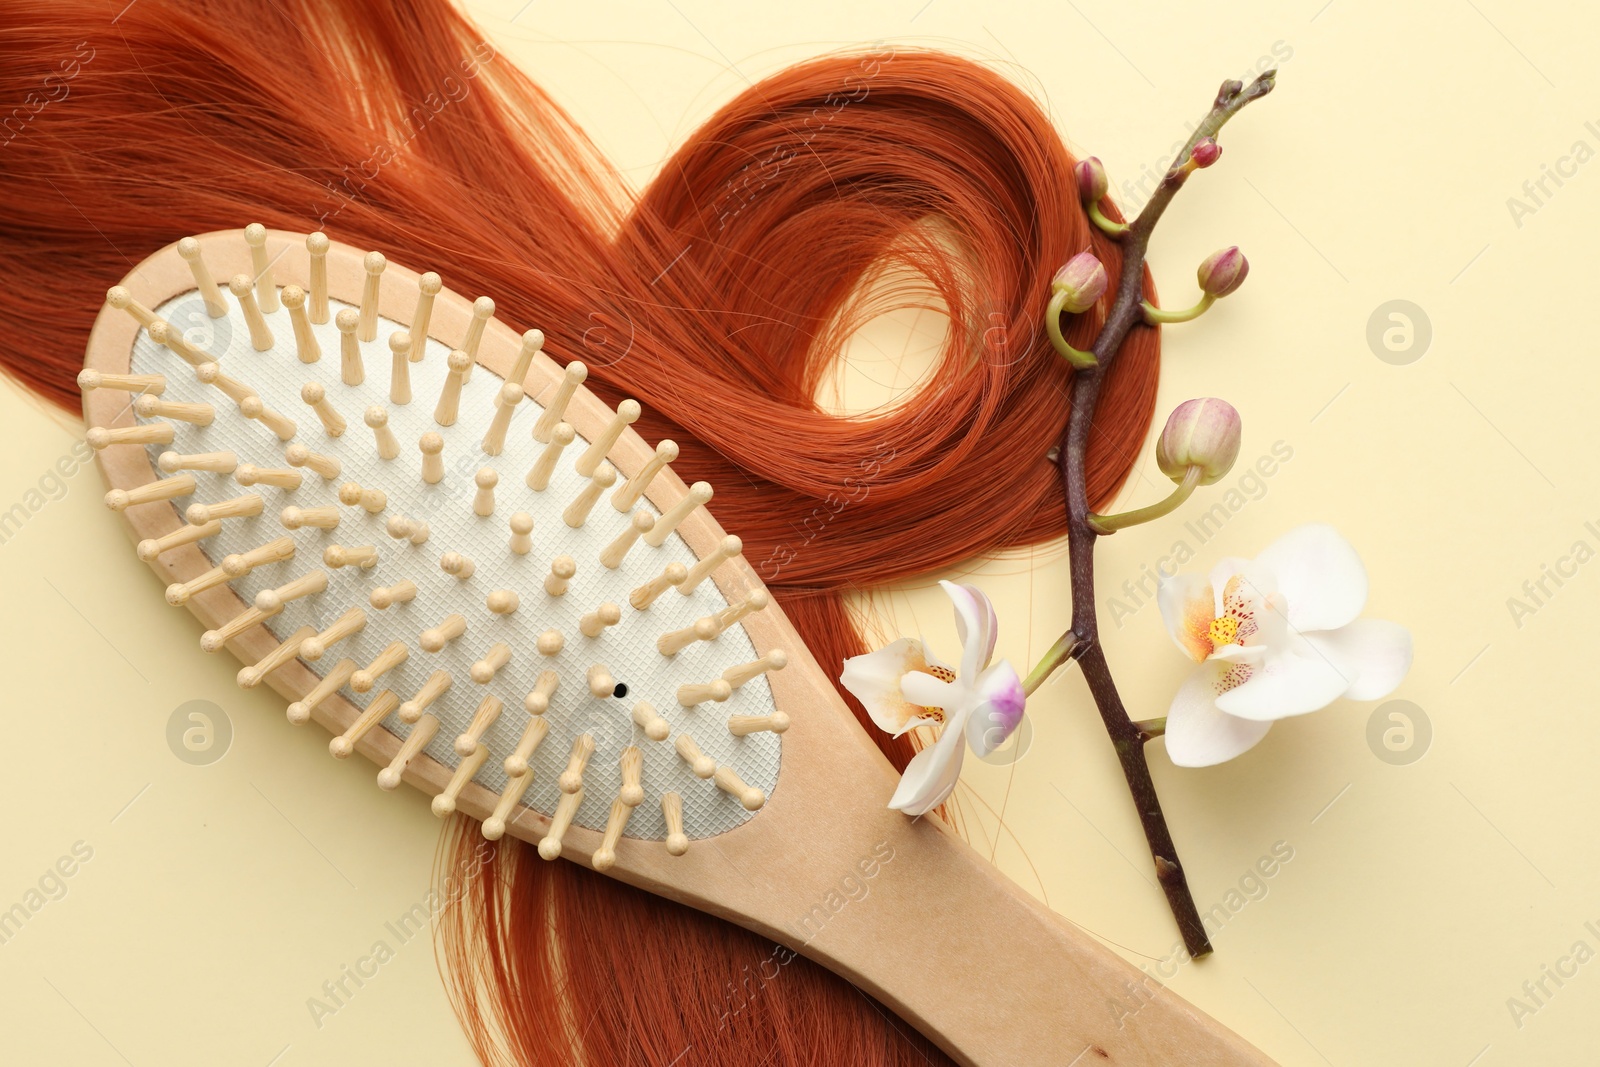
[840,638,941,736]
[1164,661,1274,767]
[1254,523,1368,632]
[899,669,959,712]
[1207,556,1276,615]
[887,715,969,815]
[1158,572,1215,663]
[940,580,998,678]
[1212,641,1352,721]
[964,660,1026,756]
[1304,619,1413,701]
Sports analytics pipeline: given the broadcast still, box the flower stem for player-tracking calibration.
[1134,717,1167,740]
[1051,70,1276,959]
[1087,201,1129,238]
[1089,466,1202,534]
[1044,289,1098,369]
[1142,293,1215,324]
[1023,630,1082,696]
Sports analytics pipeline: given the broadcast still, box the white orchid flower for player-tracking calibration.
[1156,523,1413,767]
[840,581,1026,815]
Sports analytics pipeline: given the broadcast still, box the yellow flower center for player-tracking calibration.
[1208,615,1240,646]
[913,665,957,722]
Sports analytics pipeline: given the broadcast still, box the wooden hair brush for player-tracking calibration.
[81,228,1273,1066]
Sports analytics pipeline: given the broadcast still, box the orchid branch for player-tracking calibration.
[1048,72,1276,958]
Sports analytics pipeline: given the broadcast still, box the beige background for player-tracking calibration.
[2,0,1594,1063]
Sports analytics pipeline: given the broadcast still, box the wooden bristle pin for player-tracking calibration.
[148,320,210,369]
[77,369,166,395]
[455,693,503,756]
[287,658,355,725]
[336,308,364,385]
[433,350,471,426]
[600,511,654,569]
[481,383,522,456]
[243,223,280,313]
[399,669,451,723]
[238,396,297,441]
[662,792,689,856]
[329,689,399,757]
[358,251,385,341]
[486,589,519,615]
[678,679,733,707]
[644,481,713,548]
[728,712,791,737]
[579,602,621,639]
[508,512,534,555]
[612,439,678,512]
[409,273,441,359]
[591,796,634,872]
[160,450,238,475]
[544,555,575,596]
[87,422,174,450]
[253,569,329,613]
[575,399,641,478]
[674,734,716,779]
[419,612,467,652]
[299,606,366,661]
[235,464,302,490]
[369,579,417,609]
[439,552,475,580]
[386,515,430,545]
[300,383,346,437]
[323,543,378,570]
[473,467,498,516]
[104,286,157,328]
[164,564,231,606]
[388,331,413,405]
[470,642,511,684]
[228,274,274,351]
[537,788,583,860]
[524,670,559,715]
[133,394,213,426]
[525,421,573,491]
[282,285,320,363]
[419,433,445,484]
[176,237,227,317]
[365,406,400,460]
[714,765,767,811]
[351,641,408,693]
[508,329,543,385]
[432,743,488,816]
[657,617,718,657]
[378,714,439,790]
[586,663,615,698]
[105,473,195,512]
[563,462,615,528]
[532,361,586,443]
[709,589,771,635]
[285,442,341,481]
[618,745,644,807]
[630,562,687,610]
[339,481,388,514]
[508,713,553,780]
[536,629,564,656]
[723,648,788,688]
[306,232,330,323]
[558,734,595,793]
[483,768,534,841]
[280,505,339,530]
[200,603,279,653]
[220,535,295,576]
[237,624,315,689]
[136,519,221,562]
[184,493,262,525]
[631,701,670,742]
[195,362,257,404]
[461,297,494,368]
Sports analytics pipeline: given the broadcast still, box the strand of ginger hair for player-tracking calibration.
[0,2,1159,1063]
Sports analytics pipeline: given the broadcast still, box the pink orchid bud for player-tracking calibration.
[1051,252,1108,314]
[1197,246,1249,298]
[1189,138,1222,168]
[1156,398,1242,486]
[1075,156,1108,202]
